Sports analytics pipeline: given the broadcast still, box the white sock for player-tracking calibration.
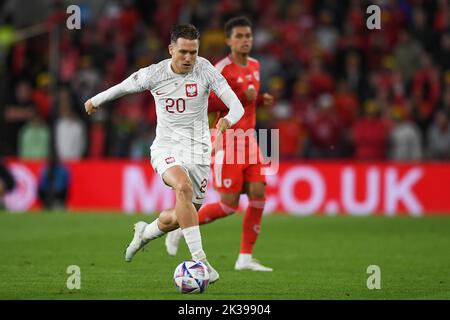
[173,227,183,239]
[238,253,252,263]
[182,225,204,259]
[142,219,165,241]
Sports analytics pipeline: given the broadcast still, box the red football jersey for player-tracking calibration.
[209,55,265,165]
[209,55,263,131]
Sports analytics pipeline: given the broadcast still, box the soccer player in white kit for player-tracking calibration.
[84,25,244,283]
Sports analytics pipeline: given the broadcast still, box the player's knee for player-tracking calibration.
[248,183,266,200]
[223,200,239,210]
[159,210,178,227]
[174,181,193,201]
[221,193,240,209]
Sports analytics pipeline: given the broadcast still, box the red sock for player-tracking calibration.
[240,199,265,254]
[198,202,237,225]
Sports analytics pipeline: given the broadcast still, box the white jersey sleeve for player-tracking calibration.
[218,87,244,126]
[90,65,156,107]
[201,59,244,126]
[203,59,230,97]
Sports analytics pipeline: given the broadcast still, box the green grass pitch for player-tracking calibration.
[1,211,449,299]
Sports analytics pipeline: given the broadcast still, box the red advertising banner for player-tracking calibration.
[4,160,450,216]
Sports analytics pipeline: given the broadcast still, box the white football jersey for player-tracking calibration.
[129,56,230,165]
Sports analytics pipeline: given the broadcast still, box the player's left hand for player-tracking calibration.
[216,117,232,133]
[84,99,98,115]
[262,93,274,108]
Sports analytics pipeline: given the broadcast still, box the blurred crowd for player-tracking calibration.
[1,0,449,162]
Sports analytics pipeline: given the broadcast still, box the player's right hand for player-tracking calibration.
[84,99,98,115]
[244,85,257,102]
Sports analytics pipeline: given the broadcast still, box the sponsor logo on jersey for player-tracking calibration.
[165,157,175,164]
[186,83,198,97]
[237,77,244,83]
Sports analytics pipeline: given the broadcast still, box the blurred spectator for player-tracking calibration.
[439,84,450,116]
[290,76,314,123]
[18,112,50,160]
[426,111,450,160]
[315,10,339,55]
[273,115,306,160]
[3,80,37,155]
[271,86,298,157]
[352,100,391,160]
[38,154,70,210]
[342,52,367,101]
[55,89,86,160]
[31,72,52,121]
[305,93,343,158]
[71,55,101,106]
[199,17,226,62]
[434,31,450,72]
[433,0,449,34]
[152,0,182,40]
[88,120,107,158]
[410,7,434,52]
[109,94,144,157]
[389,106,423,161]
[394,29,422,85]
[179,0,211,33]
[411,52,441,131]
[117,2,141,46]
[334,79,358,129]
[306,57,335,99]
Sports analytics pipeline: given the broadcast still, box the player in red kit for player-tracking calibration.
[166,17,274,271]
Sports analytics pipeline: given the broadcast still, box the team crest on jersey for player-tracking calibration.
[253,71,260,81]
[185,83,198,97]
[223,179,232,188]
[165,157,175,164]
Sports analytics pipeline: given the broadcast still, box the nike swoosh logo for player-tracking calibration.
[155,91,166,95]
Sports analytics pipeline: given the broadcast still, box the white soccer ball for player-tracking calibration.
[173,260,210,294]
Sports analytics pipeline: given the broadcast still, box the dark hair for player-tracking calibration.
[224,16,252,37]
[170,24,200,43]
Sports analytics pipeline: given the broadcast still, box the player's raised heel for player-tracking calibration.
[165,228,184,256]
[125,221,149,262]
[234,255,273,272]
[192,250,220,283]
[204,260,220,283]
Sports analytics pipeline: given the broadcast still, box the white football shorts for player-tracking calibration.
[150,148,209,205]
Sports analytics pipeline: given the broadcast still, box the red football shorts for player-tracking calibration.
[211,133,266,193]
